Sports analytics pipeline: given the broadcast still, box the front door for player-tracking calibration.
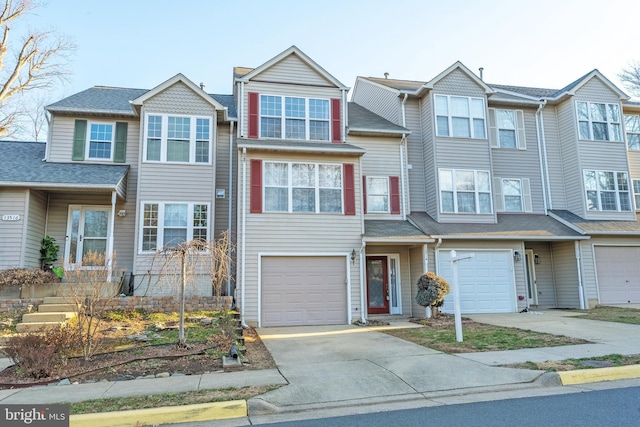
[65,206,111,268]
[525,249,538,306]
[367,256,389,314]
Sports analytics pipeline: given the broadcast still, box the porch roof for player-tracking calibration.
[550,210,640,235]
[238,139,366,155]
[0,141,129,199]
[408,212,588,240]
[363,220,433,243]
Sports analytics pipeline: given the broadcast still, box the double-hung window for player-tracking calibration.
[634,179,640,210]
[145,114,212,163]
[439,169,492,214]
[584,170,631,211]
[435,95,486,139]
[87,123,114,160]
[366,177,390,213]
[264,161,342,213]
[488,109,526,149]
[577,101,622,142]
[260,95,330,141]
[625,114,640,150]
[141,202,209,251]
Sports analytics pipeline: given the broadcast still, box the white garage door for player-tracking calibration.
[595,246,640,304]
[438,250,516,314]
[261,256,347,327]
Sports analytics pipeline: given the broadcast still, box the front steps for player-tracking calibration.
[15,297,80,332]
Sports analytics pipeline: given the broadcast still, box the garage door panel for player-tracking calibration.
[439,251,515,314]
[262,256,347,327]
[596,247,640,304]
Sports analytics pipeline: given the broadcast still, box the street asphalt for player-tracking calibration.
[1,308,640,426]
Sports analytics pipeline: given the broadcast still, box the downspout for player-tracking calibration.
[535,101,548,213]
[227,120,235,296]
[538,100,553,210]
[400,93,409,220]
[575,241,586,310]
[240,147,248,327]
[239,82,245,137]
[108,190,117,282]
[342,89,347,142]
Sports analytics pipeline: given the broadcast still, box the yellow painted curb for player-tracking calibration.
[69,400,247,427]
[558,365,640,385]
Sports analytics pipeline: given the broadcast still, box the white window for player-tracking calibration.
[489,109,526,149]
[367,177,389,213]
[439,169,492,214]
[584,170,631,211]
[625,114,640,150]
[260,95,330,141]
[140,202,209,252]
[145,114,211,163]
[577,101,622,142]
[493,177,532,212]
[87,122,114,160]
[633,179,640,210]
[264,161,342,213]
[435,95,486,139]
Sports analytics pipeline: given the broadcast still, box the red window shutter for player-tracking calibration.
[250,159,262,213]
[331,98,341,143]
[390,176,401,214]
[248,92,259,139]
[362,175,368,214]
[343,163,356,215]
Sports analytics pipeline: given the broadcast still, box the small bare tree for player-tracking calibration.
[618,61,640,98]
[61,251,122,361]
[157,234,234,348]
[0,0,74,137]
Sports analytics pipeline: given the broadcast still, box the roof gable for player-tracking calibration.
[555,69,629,100]
[131,73,226,110]
[421,61,494,95]
[236,45,347,89]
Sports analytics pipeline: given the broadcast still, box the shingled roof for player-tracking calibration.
[550,210,640,235]
[0,141,129,197]
[347,102,409,136]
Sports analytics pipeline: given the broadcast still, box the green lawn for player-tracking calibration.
[573,306,640,325]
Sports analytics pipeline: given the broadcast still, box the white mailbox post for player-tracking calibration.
[450,250,474,342]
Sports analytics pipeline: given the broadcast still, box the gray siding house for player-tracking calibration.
[2,46,640,326]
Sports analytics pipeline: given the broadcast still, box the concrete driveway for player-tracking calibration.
[253,323,541,410]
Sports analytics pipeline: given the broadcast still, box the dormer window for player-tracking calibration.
[260,95,330,141]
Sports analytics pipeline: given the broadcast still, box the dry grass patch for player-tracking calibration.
[383,316,588,353]
[573,306,640,324]
[507,354,640,372]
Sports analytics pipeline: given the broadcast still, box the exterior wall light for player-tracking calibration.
[534,254,541,264]
[351,249,357,265]
[513,251,521,262]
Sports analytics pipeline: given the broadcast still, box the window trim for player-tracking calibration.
[488,108,526,149]
[435,94,486,139]
[258,94,331,141]
[139,201,210,253]
[583,170,632,212]
[366,176,390,213]
[633,179,640,211]
[625,114,640,150]
[144,113,213,164]
[438,168,492,214]
[576,101,622,142]
[86,121,115,161]
[263,161,343,214]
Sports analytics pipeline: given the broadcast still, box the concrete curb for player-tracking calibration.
[69,400,247,427]
[557,365,640,385]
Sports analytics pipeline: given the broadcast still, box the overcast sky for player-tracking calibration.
[18,0,640,99]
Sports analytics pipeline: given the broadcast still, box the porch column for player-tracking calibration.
[108,190,116,280]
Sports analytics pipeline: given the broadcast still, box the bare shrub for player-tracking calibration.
[62,251,122,360]
[0,268,59,288]
[4,325,79,379]
[415,272,450,318]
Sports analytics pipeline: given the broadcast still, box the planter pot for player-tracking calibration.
[0,284,21,299]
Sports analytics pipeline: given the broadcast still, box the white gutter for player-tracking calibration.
[240,147,248,327]
[539,100,553,210]
[227,120,235,296]
[535,101,548,213]
[359,241,366,323]
[575,241,586,309]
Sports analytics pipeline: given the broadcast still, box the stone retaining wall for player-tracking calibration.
[0,296,233,313]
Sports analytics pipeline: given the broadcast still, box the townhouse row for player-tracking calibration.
[1,46,639,327]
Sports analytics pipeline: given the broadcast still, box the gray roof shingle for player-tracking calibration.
[0,141,128,188]
[408,212,585,240]
[46,86,237,118]
[551,210,640,234]
[237,139,366,155]
[347,103,409,135]
[364,220,431,240]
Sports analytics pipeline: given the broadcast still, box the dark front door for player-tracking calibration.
[367,256,389,314]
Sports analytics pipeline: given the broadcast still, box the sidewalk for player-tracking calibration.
[1,310,639,425]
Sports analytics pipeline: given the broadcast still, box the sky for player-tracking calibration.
[12,0,640,103]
